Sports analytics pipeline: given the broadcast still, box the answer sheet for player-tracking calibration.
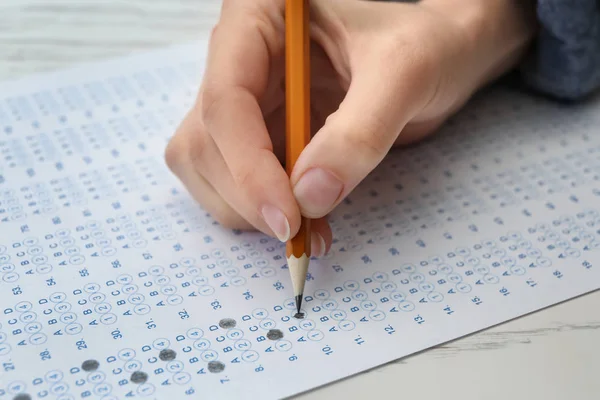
[0,40,599,400]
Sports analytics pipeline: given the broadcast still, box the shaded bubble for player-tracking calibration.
[294,312,305,319]
[218,318,236,329]
[266,329,284,340]
[81,359,100,372]
[13,395,32,400]
[130,371,148,384]
[158,349,176,361]
[207,361,225,373]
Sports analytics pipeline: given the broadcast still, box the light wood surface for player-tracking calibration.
[1,1,598,399]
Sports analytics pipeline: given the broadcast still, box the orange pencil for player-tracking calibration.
[285,0,311,317]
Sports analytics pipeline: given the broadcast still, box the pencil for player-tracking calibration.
[285,0,311,318]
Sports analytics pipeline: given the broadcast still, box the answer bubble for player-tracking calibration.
[130,371,148,384]
[208,361,225,373]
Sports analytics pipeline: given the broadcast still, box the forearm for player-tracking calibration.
[422,0,538,89]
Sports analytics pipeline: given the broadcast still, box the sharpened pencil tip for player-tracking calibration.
[295,294,303,315]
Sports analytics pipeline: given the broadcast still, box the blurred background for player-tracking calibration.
[0,0,221,79]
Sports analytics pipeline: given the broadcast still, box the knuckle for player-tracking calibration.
[165,113,207,174]
[210,207,236,228]
[337,114,391,163]
[382,26,440,81]
[200,85,222,125]
[200,85,238,130]
[210,203,247,230]
[231,165,254,190]
[220,0,239,15]
[187,128,207,165]
[164,133,186,174]
[350,130,389,163]
[377,31,442,108]
[209,23,220,41]
[406,44,438,79]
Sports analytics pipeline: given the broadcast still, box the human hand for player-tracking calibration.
[165,0,535,256]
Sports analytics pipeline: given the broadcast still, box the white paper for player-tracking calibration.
[0,41,599,400]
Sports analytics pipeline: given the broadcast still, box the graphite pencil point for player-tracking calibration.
[295,294,303,315]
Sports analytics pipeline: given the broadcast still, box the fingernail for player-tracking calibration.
[311,232,326,258]
[261,205,290,242]
[293,168,343,217]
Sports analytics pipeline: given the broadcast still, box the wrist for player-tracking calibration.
[422,0,537,89]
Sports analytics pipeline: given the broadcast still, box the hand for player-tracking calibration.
[165,0,535,256]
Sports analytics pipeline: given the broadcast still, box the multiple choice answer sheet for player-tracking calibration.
[0,41,599,400]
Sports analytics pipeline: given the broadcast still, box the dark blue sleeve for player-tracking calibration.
[519,0,600,101]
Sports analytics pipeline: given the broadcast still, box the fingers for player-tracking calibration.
[171,0,448,253]
[205,1,283,97]
[167,1,337,251]
[289,67,421,219]
[310,217,332,258]
[168,103,285,238]
[199,92,299,241]
[165,110,253,231]
[198,2,302,242]
[166,105,334,257]
[289,1,439,219]
[191,107,293,240]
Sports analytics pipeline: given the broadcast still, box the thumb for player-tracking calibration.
[290,53,432,218]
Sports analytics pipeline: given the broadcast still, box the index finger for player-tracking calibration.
[199,1,302,241]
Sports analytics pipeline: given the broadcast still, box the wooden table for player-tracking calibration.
[1,1,598,399]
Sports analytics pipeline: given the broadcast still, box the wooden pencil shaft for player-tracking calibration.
[285,0,311,259]
[285,0,310,173]
[286,217,311,258]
